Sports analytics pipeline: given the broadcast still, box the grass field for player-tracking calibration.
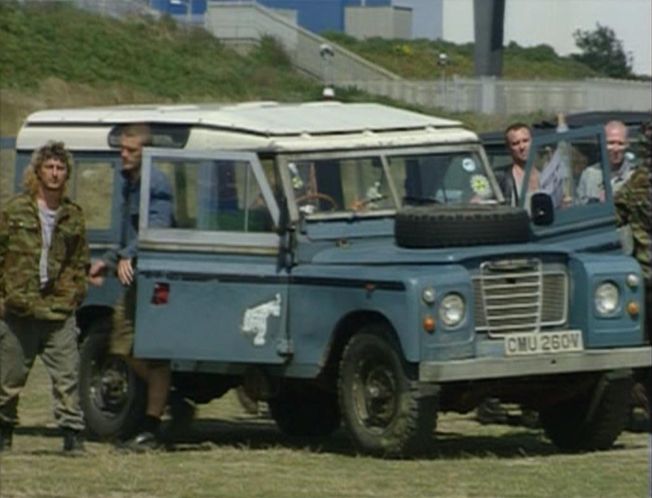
[0,360,649,498]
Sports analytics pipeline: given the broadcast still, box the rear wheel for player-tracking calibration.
[338,326,438,457]
[79,320,146,440]
[539,373,633,451]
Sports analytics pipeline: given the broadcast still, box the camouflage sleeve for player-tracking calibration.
[72,210,90,306]
[57,205,90,308]
[0,208,7,306]
[613,181,631,227]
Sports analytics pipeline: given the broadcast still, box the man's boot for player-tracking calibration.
[62,428,85,453]
[0,423,13,452]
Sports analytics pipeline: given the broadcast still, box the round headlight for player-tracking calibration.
[595,282,620,315]
[439,293,465,327]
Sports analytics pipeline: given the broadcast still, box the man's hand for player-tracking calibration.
[88,260,108,287]
[116,258,135,286]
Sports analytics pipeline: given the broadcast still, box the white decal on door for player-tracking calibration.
[241,294,282,346]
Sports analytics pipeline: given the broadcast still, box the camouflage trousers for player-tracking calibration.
[0,314,85,431]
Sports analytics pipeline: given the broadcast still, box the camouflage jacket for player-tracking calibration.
[615,168,651,281]
[0,194,89,320]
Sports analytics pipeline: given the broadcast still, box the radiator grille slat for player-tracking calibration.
[473,259,568,336]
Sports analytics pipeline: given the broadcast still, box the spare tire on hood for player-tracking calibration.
[394,204,531,248]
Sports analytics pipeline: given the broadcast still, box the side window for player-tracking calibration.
[151,157,274,233]
[68,160,115,230]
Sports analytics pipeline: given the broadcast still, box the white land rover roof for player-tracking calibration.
[17,101,479,151]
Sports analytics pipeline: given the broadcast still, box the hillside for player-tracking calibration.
[323,33,598,80]
[0,1,324,135]
[0,0,552,136]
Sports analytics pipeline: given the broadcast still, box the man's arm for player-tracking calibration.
[114,171,174,286]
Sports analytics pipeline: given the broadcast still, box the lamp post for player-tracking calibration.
[320,43,335,99]
[438,51,449,108]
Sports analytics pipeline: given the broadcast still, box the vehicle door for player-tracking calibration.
[132,148,289,364]
[518,126,625,253]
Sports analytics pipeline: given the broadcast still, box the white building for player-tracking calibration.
[397,0,651,76]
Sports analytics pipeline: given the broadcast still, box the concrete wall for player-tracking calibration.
[345,6,412,39]
[341,77,652,114]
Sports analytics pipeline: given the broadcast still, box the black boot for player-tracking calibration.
[0,423,13,452]
[165,390,196,442]
[62,428,85,453]
[123,416,162,452]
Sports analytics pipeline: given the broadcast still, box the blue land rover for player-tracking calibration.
[13,101,651,456]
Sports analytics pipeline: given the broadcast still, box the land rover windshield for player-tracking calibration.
[284,148,499,217]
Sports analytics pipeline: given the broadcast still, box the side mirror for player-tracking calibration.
[530,192,554,226]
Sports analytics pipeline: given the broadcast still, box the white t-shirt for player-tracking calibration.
[38,202,59,288]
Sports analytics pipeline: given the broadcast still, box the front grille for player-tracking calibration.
[473,258,567,336]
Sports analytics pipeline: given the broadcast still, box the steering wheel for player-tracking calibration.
[295,192,338,212]
[350,194,389,212]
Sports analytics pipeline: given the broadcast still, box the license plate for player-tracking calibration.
[504,330,584,356]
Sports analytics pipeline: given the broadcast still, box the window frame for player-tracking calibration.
[139,148,281,253]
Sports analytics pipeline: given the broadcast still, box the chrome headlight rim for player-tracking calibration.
[594,281,620,316]
[438,293,466,328]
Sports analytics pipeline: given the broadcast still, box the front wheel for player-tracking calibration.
[79,320,146,439]
[539,373,633,451]
[338,327,438,457]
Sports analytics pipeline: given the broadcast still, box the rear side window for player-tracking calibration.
[151,157,275,233]
[68,159,115,230]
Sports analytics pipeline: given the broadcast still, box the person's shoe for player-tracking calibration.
[476,398,508,425]
[62,429,85,453]
[164,392,196,442]
[0,424,13,452]
[123,431,161,452]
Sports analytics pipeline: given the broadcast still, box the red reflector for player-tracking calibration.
[151,282,170,305]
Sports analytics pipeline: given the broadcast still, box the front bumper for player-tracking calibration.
[419,346,652,383]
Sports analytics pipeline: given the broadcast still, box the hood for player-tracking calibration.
[307,239,571,265]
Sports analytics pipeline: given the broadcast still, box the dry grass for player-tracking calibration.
[0,361,649,498]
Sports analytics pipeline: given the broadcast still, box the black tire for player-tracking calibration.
[539,374,633,451]
[236,386,261,415]
[268,382,340,437]
[79,320,146,440]
[394,204,530,248]
[338,326,438,457]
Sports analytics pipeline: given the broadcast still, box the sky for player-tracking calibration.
[407,0,652,76]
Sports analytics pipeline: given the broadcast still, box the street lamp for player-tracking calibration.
[320,43,335,99]
[437,52,449,107]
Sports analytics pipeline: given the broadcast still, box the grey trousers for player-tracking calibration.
[0,313,85,431]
